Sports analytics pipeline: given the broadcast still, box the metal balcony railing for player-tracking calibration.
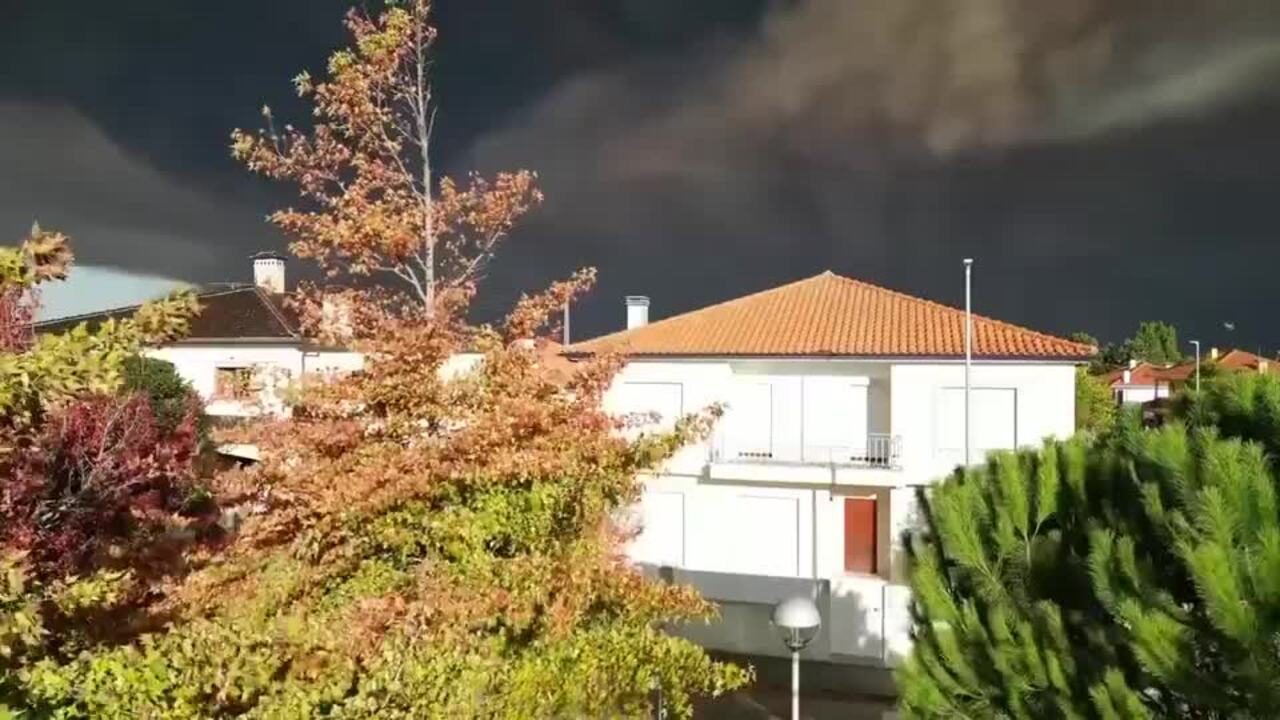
[710,433,902,470]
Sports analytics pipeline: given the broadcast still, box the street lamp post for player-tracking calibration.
[772,596,822,720]
[1191,340,1201,393]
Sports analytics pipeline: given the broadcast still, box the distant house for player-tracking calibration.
[36,252,364,421]
[1102,361,1191,405]
[1207,347,1279,376]
[1104,348,1278,406]
[566,270,1091,684]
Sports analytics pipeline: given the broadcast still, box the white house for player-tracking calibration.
[36,252,364,422]
[565,271,1090,686]
[1102,360,1187,405]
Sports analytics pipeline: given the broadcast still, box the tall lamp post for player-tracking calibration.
[772,596,821,720]
[964,258,973,468]
[1190,340,1201,393]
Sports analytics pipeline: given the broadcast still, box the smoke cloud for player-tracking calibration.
[468,0,1280,342]
[0,101,271,285]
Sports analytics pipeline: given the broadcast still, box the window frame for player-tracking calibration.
[213,366,258,401]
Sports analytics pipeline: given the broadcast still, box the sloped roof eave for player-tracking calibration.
[563,349,1092,362]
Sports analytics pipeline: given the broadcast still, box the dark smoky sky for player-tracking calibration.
[3,1,1280,351]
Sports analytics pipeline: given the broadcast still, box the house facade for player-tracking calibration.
[1103,361,1188,405]
[567,272,1090,677]
[37,253,363,421]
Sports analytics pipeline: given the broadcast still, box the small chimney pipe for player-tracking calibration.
[626,296,650,330]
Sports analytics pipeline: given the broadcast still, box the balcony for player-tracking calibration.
[711,434,902,470]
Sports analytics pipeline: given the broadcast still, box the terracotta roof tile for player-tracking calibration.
[1103,362,1192,386]
[1104,350,1280,387]
[1215,349,1280,375]
[568,271,1093,359]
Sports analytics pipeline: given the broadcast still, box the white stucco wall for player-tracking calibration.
[888,362,1077,484]
[1114,384,1168,405]
[145,343,363,417]
[610,358,1076,485]
[613,356,1078,669]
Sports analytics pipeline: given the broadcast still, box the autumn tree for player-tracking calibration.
[14,275,750,718]
[0,226,201,713]
[5,4,747,717]
[232,0,541,316]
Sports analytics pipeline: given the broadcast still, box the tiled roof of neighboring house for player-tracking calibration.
[35,286,301,342]
[1214,349,1280,375]
[534,339,576,384]
[566,271,1093,360]
[1102,362,1192,387]
[1102,349,1280,388]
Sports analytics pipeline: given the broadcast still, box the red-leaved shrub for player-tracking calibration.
[1,392,202,579]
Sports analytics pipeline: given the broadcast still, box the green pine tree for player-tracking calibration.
[897,441,1151,719]
[900,374,1280,718]
[1128,321,1182,365]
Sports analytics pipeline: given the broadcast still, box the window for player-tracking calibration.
[843,497,877,575]
[938,387,1017,452]
[214,367,256,400]
[614,382,683,433]
[802,377,869,462]
[728,382,773,459]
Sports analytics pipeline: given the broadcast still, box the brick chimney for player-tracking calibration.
[252,251,286,293]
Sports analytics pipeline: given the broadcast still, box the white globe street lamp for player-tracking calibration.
[772,596,821,720]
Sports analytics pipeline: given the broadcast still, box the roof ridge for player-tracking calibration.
[567,272,830,350]
[34,302,142,327]
[253,286,300,338]
[34,285,267,327]
[825,272,1092,354]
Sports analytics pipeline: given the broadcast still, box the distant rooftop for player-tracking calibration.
[36,285,301,343]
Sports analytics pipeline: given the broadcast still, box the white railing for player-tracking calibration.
[710,433,902,469]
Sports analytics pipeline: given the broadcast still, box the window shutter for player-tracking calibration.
[729,382,773,459]
[843,497,877,575]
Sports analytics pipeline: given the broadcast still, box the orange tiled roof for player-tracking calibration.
[1104,350,1280,387]
[1103,362,1193,387]
[567,271,1093,359]
[534,339,577,384]
[1215,349,1280,375]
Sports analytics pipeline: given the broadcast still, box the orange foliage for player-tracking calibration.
[232,0,541,312]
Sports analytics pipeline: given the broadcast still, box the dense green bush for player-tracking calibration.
[122,355,210,443]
